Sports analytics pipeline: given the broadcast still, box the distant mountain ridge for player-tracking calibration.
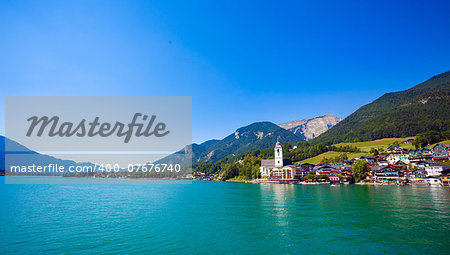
[312,70,450,145]
[279,114,341,140]
[0,135,95,172]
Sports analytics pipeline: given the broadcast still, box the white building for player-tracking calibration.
[387,152,410,164]
[259,140,298,180]
[260,140,283,178]
[424,164,450,177]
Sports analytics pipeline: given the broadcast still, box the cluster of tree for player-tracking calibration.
[352,159,370,183]
[220,155,261,181]
[192,162,222,175]
[413,130,450,148]
[303,171,328,181]
[370,148,380,156]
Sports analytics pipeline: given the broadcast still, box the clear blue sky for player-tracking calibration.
[1,0,449,143]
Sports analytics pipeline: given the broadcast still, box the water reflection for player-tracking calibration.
[425,186,450,212]
[259,184,295,227]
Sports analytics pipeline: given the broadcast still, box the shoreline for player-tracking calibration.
[225,179,440,186]
[3,176,445,186]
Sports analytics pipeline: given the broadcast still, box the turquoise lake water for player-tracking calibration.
[1,177,449,254]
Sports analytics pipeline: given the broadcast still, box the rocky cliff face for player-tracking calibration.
[279,114,341,141]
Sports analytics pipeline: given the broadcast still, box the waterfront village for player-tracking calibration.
[192,140,450,186]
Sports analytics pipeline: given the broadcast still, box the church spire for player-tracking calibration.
[275,137,281,147]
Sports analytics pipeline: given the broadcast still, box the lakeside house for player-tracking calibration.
[409,148,433,163]
[431,143,450,160]
[412,169,427,183]
[373,165,401,183]
[360,156,377,164]
[424,163,450,177]
[387,150,410,164]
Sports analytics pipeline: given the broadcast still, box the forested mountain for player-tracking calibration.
[312,71,450,145]
[155,122,303,164]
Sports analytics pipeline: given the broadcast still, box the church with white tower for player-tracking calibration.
[260,139,294,179]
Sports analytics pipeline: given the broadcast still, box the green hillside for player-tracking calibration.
[300,137,415,164]
[312,71,450,145]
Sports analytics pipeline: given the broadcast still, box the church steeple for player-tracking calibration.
[274,138,283,167]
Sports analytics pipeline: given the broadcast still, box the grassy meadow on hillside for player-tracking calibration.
[299,151,367,164]
[299,137,416,164]
[336,137,416,151]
